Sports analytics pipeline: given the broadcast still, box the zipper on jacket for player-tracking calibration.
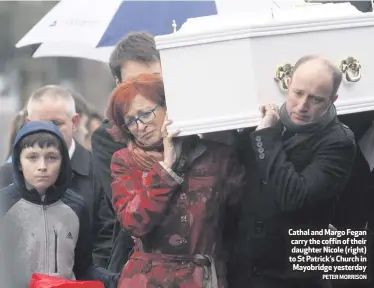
[42,206,49,274]
[54,229,58,273]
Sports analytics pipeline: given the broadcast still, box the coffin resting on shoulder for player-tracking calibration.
[156,3,374,136]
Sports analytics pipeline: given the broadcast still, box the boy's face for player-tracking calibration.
[19,145,62,192]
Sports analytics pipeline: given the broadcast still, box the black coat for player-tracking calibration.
[69,142,115,268]
[229,118,356,287]
[337,111,374,229]
[91,120,134,273]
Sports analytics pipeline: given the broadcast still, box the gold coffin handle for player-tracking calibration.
[340,57,362,83]
[274,63,294,92]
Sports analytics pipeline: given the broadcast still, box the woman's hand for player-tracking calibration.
[161,114,180,168]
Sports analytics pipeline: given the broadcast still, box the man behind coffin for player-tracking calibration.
[229,55,357,288]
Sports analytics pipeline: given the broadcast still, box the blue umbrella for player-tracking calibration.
[98,1,217,47]
[17,1,217,62]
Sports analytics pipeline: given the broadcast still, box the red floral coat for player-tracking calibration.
[111,139,246,288]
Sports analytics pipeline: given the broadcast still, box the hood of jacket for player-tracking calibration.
[12,120,72,204]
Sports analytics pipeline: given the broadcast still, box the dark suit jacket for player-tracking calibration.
[91,120,134,273]
[69,141,114,268]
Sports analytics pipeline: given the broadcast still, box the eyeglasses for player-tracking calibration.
[122,105,160,131]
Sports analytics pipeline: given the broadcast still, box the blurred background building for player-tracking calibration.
[0,1,114,161]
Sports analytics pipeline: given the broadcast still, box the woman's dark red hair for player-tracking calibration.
[106,73,165,143]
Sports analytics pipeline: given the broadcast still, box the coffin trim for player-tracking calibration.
[156,14,374,49]
[168,98,374,136]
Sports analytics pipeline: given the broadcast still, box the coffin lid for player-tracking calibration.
[155,1,374,136]
[156,2,368,49]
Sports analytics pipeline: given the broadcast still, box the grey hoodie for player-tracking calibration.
[0,120,117,288]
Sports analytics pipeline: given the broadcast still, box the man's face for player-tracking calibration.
[28,99,79,149]
[116,61,162,85]
[20,144,62,193]
[286,61,337,124]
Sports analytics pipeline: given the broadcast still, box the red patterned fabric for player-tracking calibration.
[111,140,246,288]
[127,139,164,172]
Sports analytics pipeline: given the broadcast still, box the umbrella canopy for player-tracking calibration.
[98,0,217,47]
[32,43,115,63]
[16,0,217,62]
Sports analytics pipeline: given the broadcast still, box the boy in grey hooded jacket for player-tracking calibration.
[0,120,118,288]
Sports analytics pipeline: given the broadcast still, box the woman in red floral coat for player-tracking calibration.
[107,73,246,288]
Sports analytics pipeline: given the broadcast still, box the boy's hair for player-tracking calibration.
[15,132,62,170]
[109,31,160,82]
[17,132,61,152]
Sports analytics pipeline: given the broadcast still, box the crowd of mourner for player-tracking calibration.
[0,31,373,288]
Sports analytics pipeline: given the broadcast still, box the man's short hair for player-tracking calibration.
[109,31,160,82]
[27,85,76,117]
[291,55,342,98]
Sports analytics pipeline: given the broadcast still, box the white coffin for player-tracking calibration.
[156,4,374,136]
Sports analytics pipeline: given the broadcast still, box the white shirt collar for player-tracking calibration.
[69,139,76,159]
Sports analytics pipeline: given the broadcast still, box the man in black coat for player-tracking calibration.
[229,55,357,288]
[25,85,114,268]
[91,31,162,273]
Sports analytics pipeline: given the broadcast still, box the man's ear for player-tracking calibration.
[286,77,292,89]
[331,94,338,104]
[71,113,80,133]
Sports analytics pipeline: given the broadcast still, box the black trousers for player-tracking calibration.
[106,217,134,273]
